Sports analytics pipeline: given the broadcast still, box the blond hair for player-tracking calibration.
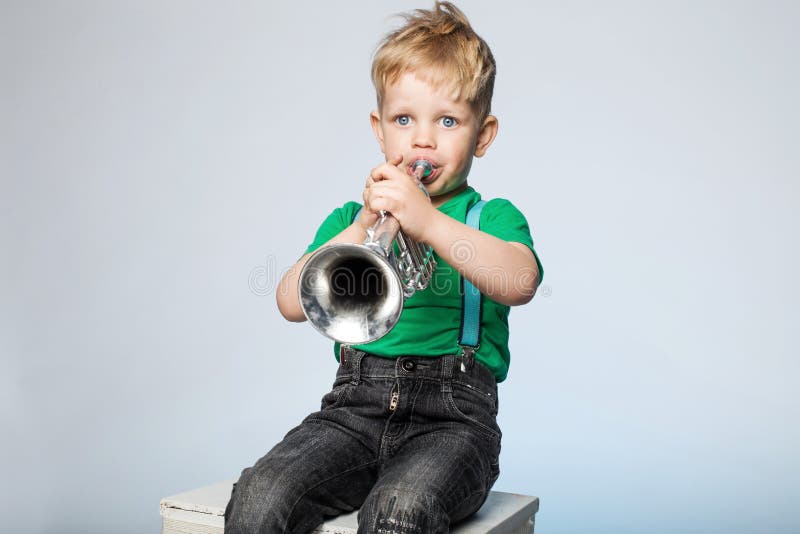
[371,1,496,122]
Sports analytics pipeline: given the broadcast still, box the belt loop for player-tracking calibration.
[350,350,364,386]
[441,354,455,393]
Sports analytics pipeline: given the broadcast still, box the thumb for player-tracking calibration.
[390,153,404,167]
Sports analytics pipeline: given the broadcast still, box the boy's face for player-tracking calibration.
[371,70,497,206]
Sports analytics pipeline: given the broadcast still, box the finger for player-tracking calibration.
[368,181,402,198]
[371,162,408,182]
[369,165,385,181]
[368,195,392,214]
[389,153,403,167]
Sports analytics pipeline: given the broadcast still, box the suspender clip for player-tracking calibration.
[459,345,478,372]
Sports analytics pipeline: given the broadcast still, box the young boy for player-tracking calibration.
[225,2,543,532]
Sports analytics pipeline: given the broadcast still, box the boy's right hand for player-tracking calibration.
[362,154,437,243]
[357,154,405,232]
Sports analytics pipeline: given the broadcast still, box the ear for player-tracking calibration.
[370,110,386,155]
[474,115,499,158]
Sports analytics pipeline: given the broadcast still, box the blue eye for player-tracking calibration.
[395,115,410,126]
[440,116,457,128]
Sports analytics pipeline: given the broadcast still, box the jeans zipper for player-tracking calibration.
[388,383,399,412]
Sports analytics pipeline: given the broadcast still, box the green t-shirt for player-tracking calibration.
[303,186,543,382]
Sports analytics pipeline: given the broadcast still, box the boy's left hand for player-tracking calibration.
[364,154,436,242]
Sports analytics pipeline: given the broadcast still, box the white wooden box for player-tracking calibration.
[161,480,538,533]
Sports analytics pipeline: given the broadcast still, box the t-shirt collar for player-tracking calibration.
[436,185,479,214]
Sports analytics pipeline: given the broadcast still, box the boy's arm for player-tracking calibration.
[423,210,540,306]
[276,219,372,322]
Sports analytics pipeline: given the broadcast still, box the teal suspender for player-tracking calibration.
[459,200,486,350]
[351,200,486,353]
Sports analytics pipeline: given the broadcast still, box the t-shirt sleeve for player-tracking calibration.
[481,198,544,282]
[303,201,362,255]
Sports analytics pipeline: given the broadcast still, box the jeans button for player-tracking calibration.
[402,359,416,372]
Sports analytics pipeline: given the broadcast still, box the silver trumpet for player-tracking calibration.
[298,161,437,344]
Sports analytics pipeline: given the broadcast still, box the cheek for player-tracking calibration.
[447,145,471,169]
[381,131,404,149]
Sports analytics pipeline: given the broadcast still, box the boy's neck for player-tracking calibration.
[430,182,469,208]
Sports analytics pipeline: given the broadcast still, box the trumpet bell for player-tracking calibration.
[298,243,404,344]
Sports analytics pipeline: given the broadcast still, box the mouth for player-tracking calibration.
[408,159,441,184]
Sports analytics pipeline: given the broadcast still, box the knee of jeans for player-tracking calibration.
[359,487,447,534]
[224,467,296,533]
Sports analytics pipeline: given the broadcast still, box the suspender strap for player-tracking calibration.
[458,200,486,350]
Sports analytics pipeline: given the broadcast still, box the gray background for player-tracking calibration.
[2,1,798,533]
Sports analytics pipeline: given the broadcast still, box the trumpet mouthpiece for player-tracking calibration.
[412,160,433,179]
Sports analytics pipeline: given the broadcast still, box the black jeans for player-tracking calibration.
[224,348,501,533]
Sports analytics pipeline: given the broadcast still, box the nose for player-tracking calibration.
[412,123,436,149]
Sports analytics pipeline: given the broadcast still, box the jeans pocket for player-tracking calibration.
[320,379,354,411]
[443,384,502,441]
